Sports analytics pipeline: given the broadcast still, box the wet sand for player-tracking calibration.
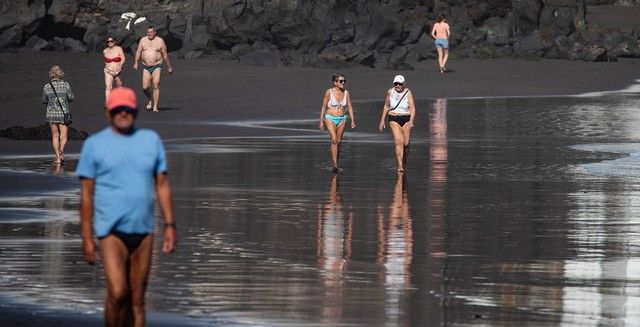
[2,52,640,326]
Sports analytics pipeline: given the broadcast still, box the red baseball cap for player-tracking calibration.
[106,87,137,111]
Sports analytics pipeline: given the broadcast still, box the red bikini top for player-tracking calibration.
[104,56,121,63]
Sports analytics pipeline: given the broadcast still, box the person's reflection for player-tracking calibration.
[430,98,448,180]
[377,173,413,324]
[427,98,448,256]
[317,174,353,320]
[51,162,64,176]
[423,98,448,322]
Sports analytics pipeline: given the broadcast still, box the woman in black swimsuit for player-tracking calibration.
[378,75,416,173]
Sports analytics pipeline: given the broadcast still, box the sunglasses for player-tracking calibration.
[336,79,346,83]
[107,40,115,43]
[110,107,137,116]
[394,82,404,86]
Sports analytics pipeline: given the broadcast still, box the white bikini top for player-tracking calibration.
[388,88,410,114]
[328,89,348,108]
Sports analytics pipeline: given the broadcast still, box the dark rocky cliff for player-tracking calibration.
[1,0,639,68]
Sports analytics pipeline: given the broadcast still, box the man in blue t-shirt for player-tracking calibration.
[77,87,177,326]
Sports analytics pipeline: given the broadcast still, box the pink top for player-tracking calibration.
[432,22,449,39]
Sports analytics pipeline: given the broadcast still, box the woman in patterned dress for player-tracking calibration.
[42,65,74,164]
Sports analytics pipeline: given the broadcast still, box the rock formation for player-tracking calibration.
[0,0,638,67]
[0,124,89,140]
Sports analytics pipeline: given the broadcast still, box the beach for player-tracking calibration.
[1,53,640,326]
[1,52,639,136]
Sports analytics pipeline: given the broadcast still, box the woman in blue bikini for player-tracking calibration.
[319,73,356,173]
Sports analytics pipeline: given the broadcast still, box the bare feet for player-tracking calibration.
[146,102,153,111]
[397,167,404,173]
[152,108,159,113]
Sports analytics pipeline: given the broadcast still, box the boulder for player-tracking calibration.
[495,44,514,57]
[0,1,46,30]
[454,44,476,58]
[238,42,281,66]
[279,49,305,67]
[230,43,251,59]
[539,5,576,37]
[570,26,600,45]
[330,27,356,44]
[311,55,351,69]
[600,30,631,59]
[627,38,640,58]
[25,35,53,51]
[353,50,375,68]
[511,0,541,36]
[389,46,413,70]
[605,40,629,60]
[0,25,23,48]
[0,124,89,141]
[310,43,362,68]
[568,42,606,61]
[315,46,348,65]
[389,46,409,65]
[480,15,513,46]
[449,6,474,34]
[474,45,500,59]
[403,20,426,45]
[184,50,205,59]
[373,49,391,69]
[463,28,487,44]
[547,34,571,58]
[405,34,437,61]
[47,0,78,24]
[271,15,325,50]
[600,29,625,50]
[77,12,112,52]
[353,3,398,50]
[514,30,554,57]
[63,37,87,52]
[319,43,362,61]
[182,21,212,52]
[402,6,428,45]
[99,0,132,16]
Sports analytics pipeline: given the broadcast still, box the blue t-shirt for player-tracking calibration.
[76,127,167,238]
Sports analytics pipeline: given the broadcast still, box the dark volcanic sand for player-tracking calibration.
[1,52,640,326]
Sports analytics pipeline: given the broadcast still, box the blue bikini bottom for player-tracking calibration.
[324,114,347,126]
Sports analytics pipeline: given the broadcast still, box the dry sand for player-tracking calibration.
[1,51,639,142]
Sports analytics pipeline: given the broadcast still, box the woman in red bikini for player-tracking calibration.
[103,36,125,105]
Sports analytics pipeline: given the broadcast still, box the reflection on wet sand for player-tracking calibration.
[317,174,353,321]
[424,98,448,322]
[4,95,640,325]
[51,163,64,176]
[562,183,640,325]
[377,173,413,325]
